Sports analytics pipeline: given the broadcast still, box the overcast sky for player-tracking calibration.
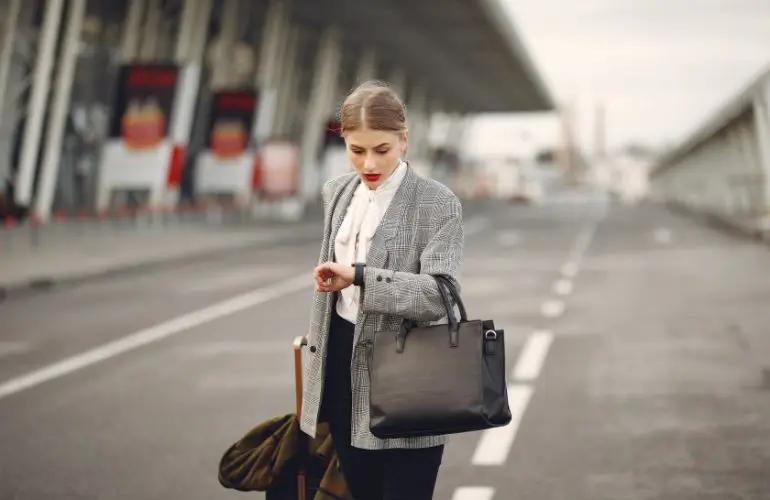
[462,0,770,159]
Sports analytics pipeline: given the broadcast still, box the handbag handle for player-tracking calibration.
[434,274,468,322]
[394,275,463,353]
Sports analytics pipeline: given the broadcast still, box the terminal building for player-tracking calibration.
[0,0,554,223]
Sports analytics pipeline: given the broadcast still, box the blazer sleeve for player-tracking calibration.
[360,196,464,321]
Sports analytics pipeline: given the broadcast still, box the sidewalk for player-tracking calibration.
[664,200,770,242]
[0,196,500,300]
[0,210,322,299]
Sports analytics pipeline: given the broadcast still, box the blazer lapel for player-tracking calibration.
[327,174,360,261]
[366,165,419,269]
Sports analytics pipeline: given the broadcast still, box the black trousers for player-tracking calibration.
[321,306,444,500]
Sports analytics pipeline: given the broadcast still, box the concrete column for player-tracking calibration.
[718,133,736,214]
[299,26,341,200]
[33,0,86,222]
[355,48,377,85]
[332,48,378,126]
[727,127,747,213]
[119,0,145,62]
[13,0,65,207]
[282,60,303,138]
[210,0,240,89]
[738,118,763,213]
[138,0,161,61]
[272,25,299,137]
[406,82,429,159]
[120,0,145,61]
[160,0,212,207]
[253,0,289,144]
[0,0,22,122]
[389,66,407,96]
[753,78,770,214]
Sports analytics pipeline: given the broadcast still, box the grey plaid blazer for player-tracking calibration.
[299,164,465,450]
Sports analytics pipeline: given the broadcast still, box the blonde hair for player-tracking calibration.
[339,80,407,135]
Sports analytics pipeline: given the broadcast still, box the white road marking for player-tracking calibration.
[553,279,573,296]
[463,217,604,477]
[511,330,554,382]
[540,299,565,318]
[569,225,597,263]
[0,273,311,401]
[471,385,533,466]
[560,221,601,279]
[451,486,495,500]
[654,227,673,244]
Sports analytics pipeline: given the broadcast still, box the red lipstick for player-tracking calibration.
[363,173,381,182]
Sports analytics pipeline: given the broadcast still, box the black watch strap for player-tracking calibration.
[352,263,366,287]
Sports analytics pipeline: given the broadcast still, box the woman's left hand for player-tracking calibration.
[313,261,355,292]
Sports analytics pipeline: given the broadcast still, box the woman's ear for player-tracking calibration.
[401,133,409,157]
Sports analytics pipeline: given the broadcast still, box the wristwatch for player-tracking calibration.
[352,263,366,287]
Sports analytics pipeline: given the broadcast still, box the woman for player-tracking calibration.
[300,80,464,500]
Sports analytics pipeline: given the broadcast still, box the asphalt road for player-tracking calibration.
[2,196,770,500]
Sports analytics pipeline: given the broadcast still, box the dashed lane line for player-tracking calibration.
[470,384,534,466]
[511,330,554,382]
[451,486,496,500]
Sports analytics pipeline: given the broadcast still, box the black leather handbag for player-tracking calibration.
[368,274,512,439]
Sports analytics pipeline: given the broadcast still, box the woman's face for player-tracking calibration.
[343,127,407,190]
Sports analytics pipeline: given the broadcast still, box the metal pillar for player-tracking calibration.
[119,0,145,61]
[33,0,86,222]
[355,48,377,85]
[754,78,770,214]
[13,0,65,207]
[0,0,22,122]
[389,66,407,96]
[210,0,240,89]
[738,118,763,214]
[138,0,161,61]
[161,0,212,207]
[407,82,428,159]
[299,26,341,200]
[273,25,299,137]
[253,0,289,144]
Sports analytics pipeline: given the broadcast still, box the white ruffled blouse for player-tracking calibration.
[334,161,408,323]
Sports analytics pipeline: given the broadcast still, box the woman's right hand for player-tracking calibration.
[313,261,354,292]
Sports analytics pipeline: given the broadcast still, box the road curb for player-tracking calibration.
[0,234,317,303]
[664,201,769,243]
